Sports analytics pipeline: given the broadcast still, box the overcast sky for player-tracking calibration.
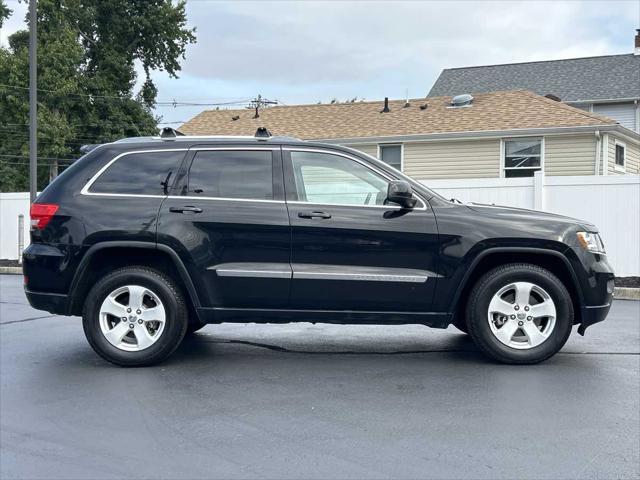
[2,0,638,126]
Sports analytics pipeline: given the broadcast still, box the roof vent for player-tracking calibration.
[231,115,240,121]
[545,93,562,102]
[380,97,390,113]
[255,127,272,140]
[419,103,428,110]
[450,94,473,107]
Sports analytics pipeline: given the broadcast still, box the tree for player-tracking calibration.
[0,0,196,192]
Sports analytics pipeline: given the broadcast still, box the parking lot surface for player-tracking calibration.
[1,274,639,479]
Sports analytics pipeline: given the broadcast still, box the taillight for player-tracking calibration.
[30,203,59,230]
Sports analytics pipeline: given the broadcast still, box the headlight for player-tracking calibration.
[576,231,606,254]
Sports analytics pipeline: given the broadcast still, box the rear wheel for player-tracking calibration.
[466,263,573,364]
[83,266,188,367]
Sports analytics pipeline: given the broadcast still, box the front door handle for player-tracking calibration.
[169,206,202,214]
[298,210,331,219]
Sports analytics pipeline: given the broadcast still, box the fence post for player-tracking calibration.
[533,171,544,211]
[18,214,25,264]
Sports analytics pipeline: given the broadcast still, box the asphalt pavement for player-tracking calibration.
[1,274,639,479]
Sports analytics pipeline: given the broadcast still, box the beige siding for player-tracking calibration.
[347,144,378,158]
[544,135,596,176]
[402,139,500,179]
[608,134,640,174]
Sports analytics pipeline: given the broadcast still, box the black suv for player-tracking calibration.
[23,130,614,366]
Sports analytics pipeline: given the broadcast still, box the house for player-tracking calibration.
[180,90,640,179]
[428,31,640,133]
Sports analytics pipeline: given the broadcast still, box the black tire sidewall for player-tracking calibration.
[83,268,187,366]
[468,265,573,363]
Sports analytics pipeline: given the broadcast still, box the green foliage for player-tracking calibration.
[0,1,11,28]
[0,0,196,192]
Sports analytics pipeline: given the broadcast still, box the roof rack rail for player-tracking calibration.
[79,144,102,154]
[160,127,185,139]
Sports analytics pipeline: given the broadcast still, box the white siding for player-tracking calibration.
[608,134,640,174]
[593,103,638,132]
[403,139,500,179]
[544,134,596,176]
[347,144,378,158]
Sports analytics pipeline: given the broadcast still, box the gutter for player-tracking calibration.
[566,97,640,105]
[315,124,640,146]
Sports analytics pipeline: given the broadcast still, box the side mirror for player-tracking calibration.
[387,181,417,209]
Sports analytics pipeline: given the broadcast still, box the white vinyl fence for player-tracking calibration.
[0,193,31,263]
[423,173,640,276]
[1,173,639,275]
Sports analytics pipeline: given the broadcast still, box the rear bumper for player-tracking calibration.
[24,288,69,315]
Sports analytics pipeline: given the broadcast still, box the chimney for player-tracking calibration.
[635,29,640,55]
[381,97,390,113]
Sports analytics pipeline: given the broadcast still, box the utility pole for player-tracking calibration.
[248,95,278,118]
[29,0,37,203]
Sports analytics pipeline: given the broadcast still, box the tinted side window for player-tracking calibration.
[290,151,388,206]
[187,150,273,200]
[90,151,185,195]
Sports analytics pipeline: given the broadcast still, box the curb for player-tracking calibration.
[0,266,638,299]
[615,287,640,301]
[0,266,22,275]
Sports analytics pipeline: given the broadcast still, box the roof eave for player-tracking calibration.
[565,97,640,105]
[315,124,640,145]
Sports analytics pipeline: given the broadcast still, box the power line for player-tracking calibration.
[0,84,254,107]
[0,154,79,161]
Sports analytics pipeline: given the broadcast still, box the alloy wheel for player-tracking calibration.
[487,281,556,349]
[98,285,166,352]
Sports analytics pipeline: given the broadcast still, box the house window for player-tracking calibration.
[503,138,542,177]
[379,144,402,171]
[615,142,626,170]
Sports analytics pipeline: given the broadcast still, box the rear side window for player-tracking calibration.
[90,151,185,195]
[187,150,273,200]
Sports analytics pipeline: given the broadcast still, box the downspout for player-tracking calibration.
[602,133,609,176]
[594,130,601,175]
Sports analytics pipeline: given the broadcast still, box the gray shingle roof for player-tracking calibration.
[428,54,640,102]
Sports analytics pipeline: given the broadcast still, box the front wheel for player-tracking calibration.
[466,263,573,364]
[82,266,188,367]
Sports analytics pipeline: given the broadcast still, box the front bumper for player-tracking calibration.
[578,303,612,335]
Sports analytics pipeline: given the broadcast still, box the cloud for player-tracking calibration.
[2,0,636,123]
[179,0,636,85]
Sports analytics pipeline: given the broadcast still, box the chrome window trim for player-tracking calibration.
[284,147,427,210]
[81,148,189,197]
[168,196,284,204]
[81,146,278,199]
[81,146,428,211]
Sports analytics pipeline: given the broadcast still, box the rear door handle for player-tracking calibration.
[298,210,331,219]
[169,206,202,214]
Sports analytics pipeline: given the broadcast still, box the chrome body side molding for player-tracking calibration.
[209,262,437,283]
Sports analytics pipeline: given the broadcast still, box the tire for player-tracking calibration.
[82,266,188,367]
[466,263,573,364]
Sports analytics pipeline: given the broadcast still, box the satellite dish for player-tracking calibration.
[451,94,474,107]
